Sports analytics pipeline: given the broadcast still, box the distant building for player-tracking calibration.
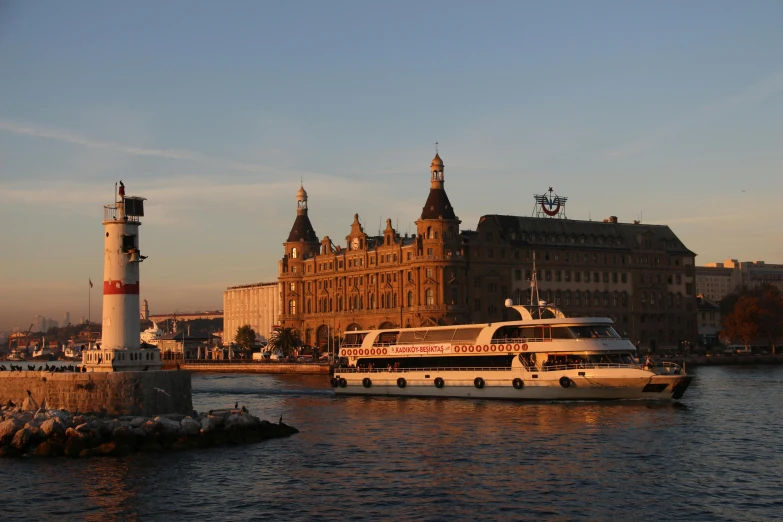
[223,282,281,345]
[696,296,721,347]
[63,312,70,328]
[141,299,150,321]
[696,259,783,301]
[278,153,698,353]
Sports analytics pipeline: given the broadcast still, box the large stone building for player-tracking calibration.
[278,153,698,353]
[696,259,783,301]
[223,282,281,345]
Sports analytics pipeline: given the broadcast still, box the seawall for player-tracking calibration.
[178,362,330,375]
[0,371,192,416]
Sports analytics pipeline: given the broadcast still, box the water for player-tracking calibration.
[2,366,782,521]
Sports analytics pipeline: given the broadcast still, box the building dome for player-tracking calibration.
[431,153,444,169]
[297,185,308,201]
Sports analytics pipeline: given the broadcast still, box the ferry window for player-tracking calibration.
[551,327,573,339]
[569,325,620,339]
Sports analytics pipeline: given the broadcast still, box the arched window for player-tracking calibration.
[425,288,434,305]
[381,294,386,308]
[392,293,397,308]
[289,300,296,314]
[427,226,432,238]
[307,299,311,313]
[338,296,343,311]
[575,290,581,306]
[291,247,298,259]
[585,291,591,306]
[565,290,571,306]
[407,291,413,307]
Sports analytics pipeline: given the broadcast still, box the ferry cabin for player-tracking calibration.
[339,319,639,372]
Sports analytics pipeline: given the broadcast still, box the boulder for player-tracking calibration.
[200,416,216,433]
[40,418,66,438]
[153,416,181,437]
[21,396,39,412]
[64,434,86,457]
[140,420,159,435]
[0,419,21,444]
[181,417,201,436]
[11,428,32,451]
[129,417,146,428]
[35,441,54,457]
[72,414,87,426]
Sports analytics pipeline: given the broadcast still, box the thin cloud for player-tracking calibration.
[0,118,291,175]
[605,68,783,158]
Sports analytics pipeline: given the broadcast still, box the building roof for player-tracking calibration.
[475,215,695,255]
[287,214,318,243]
[421,188,457,220]
[431,153,443,168]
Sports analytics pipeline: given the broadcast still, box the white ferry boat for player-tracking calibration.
[141,321,164,346]
[331,266,692,400]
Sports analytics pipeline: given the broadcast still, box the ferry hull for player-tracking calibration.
[332,371,691,401]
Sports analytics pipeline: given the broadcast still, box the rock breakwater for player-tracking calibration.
[0,401,298,458]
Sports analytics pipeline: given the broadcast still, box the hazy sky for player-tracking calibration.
[1,1,782,332]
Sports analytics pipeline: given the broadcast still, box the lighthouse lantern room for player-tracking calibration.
[84,181,162,372]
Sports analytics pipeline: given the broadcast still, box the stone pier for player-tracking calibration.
[0,371,192,416]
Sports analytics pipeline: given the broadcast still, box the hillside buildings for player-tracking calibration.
[277,153,698,353]
[696,259,783,301]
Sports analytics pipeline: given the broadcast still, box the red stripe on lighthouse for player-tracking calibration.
[103,280,140,295]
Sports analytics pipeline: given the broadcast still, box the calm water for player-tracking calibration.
[2,366,782,521]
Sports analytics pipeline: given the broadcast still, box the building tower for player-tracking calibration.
[414,152,466,319]
[84,182,162,372]
[141,298,150,321]
[279,184,320,331]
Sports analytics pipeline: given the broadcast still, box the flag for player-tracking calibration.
[89,278,93,288]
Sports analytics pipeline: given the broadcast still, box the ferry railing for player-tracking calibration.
[337,366,513,374]
[537,362,639,372]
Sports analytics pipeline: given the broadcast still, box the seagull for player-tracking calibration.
[278,415,283,425]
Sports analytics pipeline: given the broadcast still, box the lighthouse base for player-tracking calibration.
[83,346,163,373]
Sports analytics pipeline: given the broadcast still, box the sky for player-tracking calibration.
[1,1,782,332]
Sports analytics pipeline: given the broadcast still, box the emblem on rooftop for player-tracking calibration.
[533,187,568,219]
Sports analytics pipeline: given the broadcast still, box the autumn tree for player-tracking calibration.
[757,285,783,355]
[721,295,760,350]
[268,327,302,357]
[235,324,257,355]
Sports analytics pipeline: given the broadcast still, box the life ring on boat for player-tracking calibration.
[512,378,524,390]
[362,378,372,388]
[383,348,388,355]
[514,344,520,351]
[330,377,338,388]
[397,377,407,388]
[468,345,475,352]
[522,343,528,351]
[483,345,489,352]
[454,346,460,353]
[434,377,444,388]
[338,378,347,388]
[474,377,485,389]
[559,376,571,389]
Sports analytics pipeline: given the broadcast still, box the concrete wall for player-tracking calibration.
[181,362,329,375]
[0,371,192,416]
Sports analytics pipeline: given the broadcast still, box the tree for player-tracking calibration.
[235,325,256,355]
[757,285,783,355]
[720,284,783,354]
[721,295,760,351]
[268,327,302,357]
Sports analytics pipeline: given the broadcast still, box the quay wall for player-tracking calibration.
[178,362,330,375]
[0,371,192,416]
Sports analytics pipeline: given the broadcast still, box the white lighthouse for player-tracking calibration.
[84,181,162,372]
